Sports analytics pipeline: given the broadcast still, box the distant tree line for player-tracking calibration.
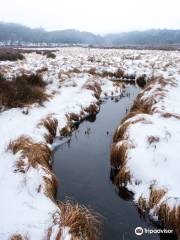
[1,22,180,46]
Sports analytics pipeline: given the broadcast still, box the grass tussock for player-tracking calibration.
[59,200,102,240]
[149,186,166,209]
[84,104,99,116]
[8,135,58,199]
[158,202,180,235]
[10,235,27,240]
[8,136,51,169]
[42,116,58,144]
[83,81,102,99]
[111,142,128,168]
[66,113,80,122]
[127,77,167,116]
[136,75,147,88]
[59,125,72,137]
[115,165,131,187]
[43,171,58,199]
[0,48,24,61]
[36,67,48,74]
[0,73,48,110]
[113,122,130,143]
[46,52,56,59]
[138,195,147,212]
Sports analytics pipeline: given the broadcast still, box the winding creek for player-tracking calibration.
[53,85,174,240]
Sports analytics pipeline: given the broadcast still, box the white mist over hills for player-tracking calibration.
[1,22,180,46]
[0,0,180,34]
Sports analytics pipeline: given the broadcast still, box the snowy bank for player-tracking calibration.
[0,48,123,239]
[112,76,180,235]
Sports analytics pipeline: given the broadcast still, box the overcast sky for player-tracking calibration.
[0,0,180,34]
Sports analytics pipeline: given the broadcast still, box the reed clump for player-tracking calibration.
[8,136,51,169]
[42,116,58,144]
[58,200,102,240]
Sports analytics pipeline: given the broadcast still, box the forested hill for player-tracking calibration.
[1,22,180,46]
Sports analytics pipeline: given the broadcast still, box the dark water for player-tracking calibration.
[53,85,175,240]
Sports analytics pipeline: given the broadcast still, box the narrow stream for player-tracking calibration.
[53,85,169,240]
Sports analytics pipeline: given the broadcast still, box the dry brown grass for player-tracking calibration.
[8,135,58,199]
[42,116,58,144]
[46,52,56,59]
[10,235,27,240]
[111,142,128,168]
[36,67,48,74]
[88,68,97,75]
[147,136,160,145]
[43,171,58,199]
[136,75,147,88]
[114,69,124,79]
[8,136,51,169]
[158,202,180,235]
[84,104,99,116]
[115,165,131,187]
[58,200,102,240]
[83,81,102,99]
[0,73,49,110]
[138,195,147,212]
[59,125,72,137]
[162,112,180,119]
[0,48,24,61]
[66,113,80,122]
[113,122,130,143]
[14,159,26,173]
[110,76,180,235]
[149,186,166,209]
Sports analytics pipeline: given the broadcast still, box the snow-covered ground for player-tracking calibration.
[0,47,180,238]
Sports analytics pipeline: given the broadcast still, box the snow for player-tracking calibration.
[121,77,180,219]
[0,47,180,238]
[0,48,123,239]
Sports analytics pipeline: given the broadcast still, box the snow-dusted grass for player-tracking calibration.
[112,77,180,235]
[0,47,180,238]
[0,48,123,239]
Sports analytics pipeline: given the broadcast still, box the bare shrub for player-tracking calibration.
[46,52,56,59]
[0,48,24,61]
[0,74,48,110]
[58,200,102,240]
[136,75,147,88]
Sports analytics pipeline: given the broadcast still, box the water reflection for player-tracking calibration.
[53,85,172,240]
